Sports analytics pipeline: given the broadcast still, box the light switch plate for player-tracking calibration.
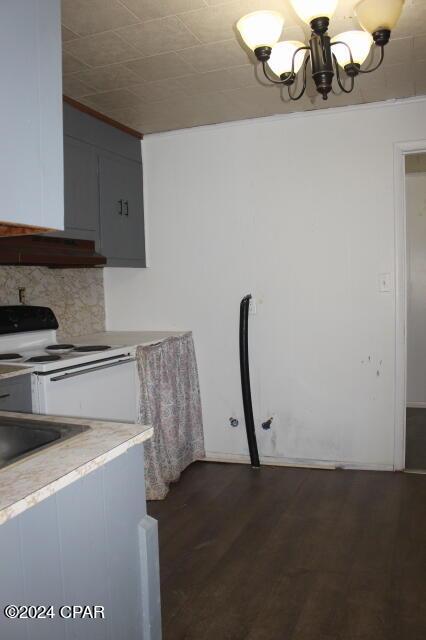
[379,273,392,293]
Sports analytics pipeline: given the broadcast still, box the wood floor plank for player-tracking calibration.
[160,466,308,637]
[147,462,426,640]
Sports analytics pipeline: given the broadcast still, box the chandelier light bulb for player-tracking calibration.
[331,30,373,67]
[290,0,338,25]
[236,10,284,51]
[267,41,306,77]
[355,0,405,33]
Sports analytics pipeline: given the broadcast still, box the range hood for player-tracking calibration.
[0,236,106,268]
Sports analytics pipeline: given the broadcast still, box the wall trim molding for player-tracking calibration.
[394,138,426,471]
[63,95,144,140]
[145,95,426,141]
[406,402,426,408]
[202,452,393,472]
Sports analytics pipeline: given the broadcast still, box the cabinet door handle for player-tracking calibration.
[118,199,123,215]
[124,200,129,216]
[0,393,11,400]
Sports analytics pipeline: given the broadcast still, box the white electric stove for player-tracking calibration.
[0,306,138,422]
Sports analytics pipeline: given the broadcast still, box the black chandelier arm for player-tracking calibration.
[261,46,311,86]
[288,55,310,101]
[261,60,287,84]
[329,39,385,75]
[293,46,312,59]
[330,40,355,66]
[291,46,312,74]
[357,45,385,74]
[332,54,355,94]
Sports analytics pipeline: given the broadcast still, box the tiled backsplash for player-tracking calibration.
[0,267,105,338]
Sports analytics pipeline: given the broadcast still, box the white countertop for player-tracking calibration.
[0,365,34,381]
[0,411,152,525]
[61,330,189,348]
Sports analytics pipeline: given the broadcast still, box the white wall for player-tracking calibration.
[105,97,426,470]
[406,171,426,406]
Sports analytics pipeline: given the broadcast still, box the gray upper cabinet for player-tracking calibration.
[63,137,99,239]
[0,1,63,231]
[62,103,146,267]
[99,153,145,265]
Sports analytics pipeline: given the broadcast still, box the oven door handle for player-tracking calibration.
[49,358,135,382]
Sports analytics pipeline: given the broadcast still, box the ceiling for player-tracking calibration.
[61,0,426,135]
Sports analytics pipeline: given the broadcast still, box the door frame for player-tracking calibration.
[394,139,426,470]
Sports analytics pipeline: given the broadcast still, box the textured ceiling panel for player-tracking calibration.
[61,0,426,134]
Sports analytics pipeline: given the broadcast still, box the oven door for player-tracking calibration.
[32,357,138,422]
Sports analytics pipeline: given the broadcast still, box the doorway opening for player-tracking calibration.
[405,153,426,471]
[394,141,426,471]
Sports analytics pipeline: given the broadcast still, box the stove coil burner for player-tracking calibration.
[0,353,23,361]
[46,344,74,351]
[73,345,111,352]
[26,355,61,363]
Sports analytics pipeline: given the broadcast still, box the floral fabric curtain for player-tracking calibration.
[136,332,205,500]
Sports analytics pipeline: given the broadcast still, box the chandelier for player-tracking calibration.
[236,0,405,101]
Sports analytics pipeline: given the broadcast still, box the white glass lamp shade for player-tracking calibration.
[268,41,306,76]
[290,0,338,24]
[237,11,284,51]
[355,0,404,32]
[331,30,373,67]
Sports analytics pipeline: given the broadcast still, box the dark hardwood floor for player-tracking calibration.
[148,462,426,640]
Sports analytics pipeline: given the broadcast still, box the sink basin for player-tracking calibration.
[0,417,89,469]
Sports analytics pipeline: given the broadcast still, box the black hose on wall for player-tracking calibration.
[239,294,260,468]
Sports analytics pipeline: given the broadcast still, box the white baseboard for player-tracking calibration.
[340,462,394,471]
[202,452,394,472]
[406,401,426,408]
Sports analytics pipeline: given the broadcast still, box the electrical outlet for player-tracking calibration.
[249,297,257,315]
